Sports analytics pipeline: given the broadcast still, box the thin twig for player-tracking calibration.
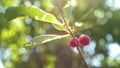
[76,46,90,68]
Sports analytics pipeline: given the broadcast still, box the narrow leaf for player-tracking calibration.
[0,7,5,22]
[64,5,72,20]
[5,5,65,30]
[63,0,72,20]
[5,6,54,23]
[52,22,64,30]
[25,34,69,47]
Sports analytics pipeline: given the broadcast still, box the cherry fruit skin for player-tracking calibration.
[69,37,79,47]
[79,34,90,46]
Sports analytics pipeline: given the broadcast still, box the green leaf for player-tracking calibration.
[63,0,72,20]
[25,34,69,47]
[63,5,72,20]
[5,5,65,30]
[5,6,53,22]
[52,23,64,30]
[0,7,5,21]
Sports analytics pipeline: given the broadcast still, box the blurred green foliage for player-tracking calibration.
[0,0,120,68]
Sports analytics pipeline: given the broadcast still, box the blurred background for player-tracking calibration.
[0,0,120,68]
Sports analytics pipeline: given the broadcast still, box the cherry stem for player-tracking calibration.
[76,46,90,68]
[62,17,90,68]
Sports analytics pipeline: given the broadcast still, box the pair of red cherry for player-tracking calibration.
[69,34,90,47]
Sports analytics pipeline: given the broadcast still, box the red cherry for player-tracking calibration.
[79,34,90,46]
[69,37,79,47]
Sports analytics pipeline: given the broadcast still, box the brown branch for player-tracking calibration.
[57,7,90,68]
[76,46,90,68]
